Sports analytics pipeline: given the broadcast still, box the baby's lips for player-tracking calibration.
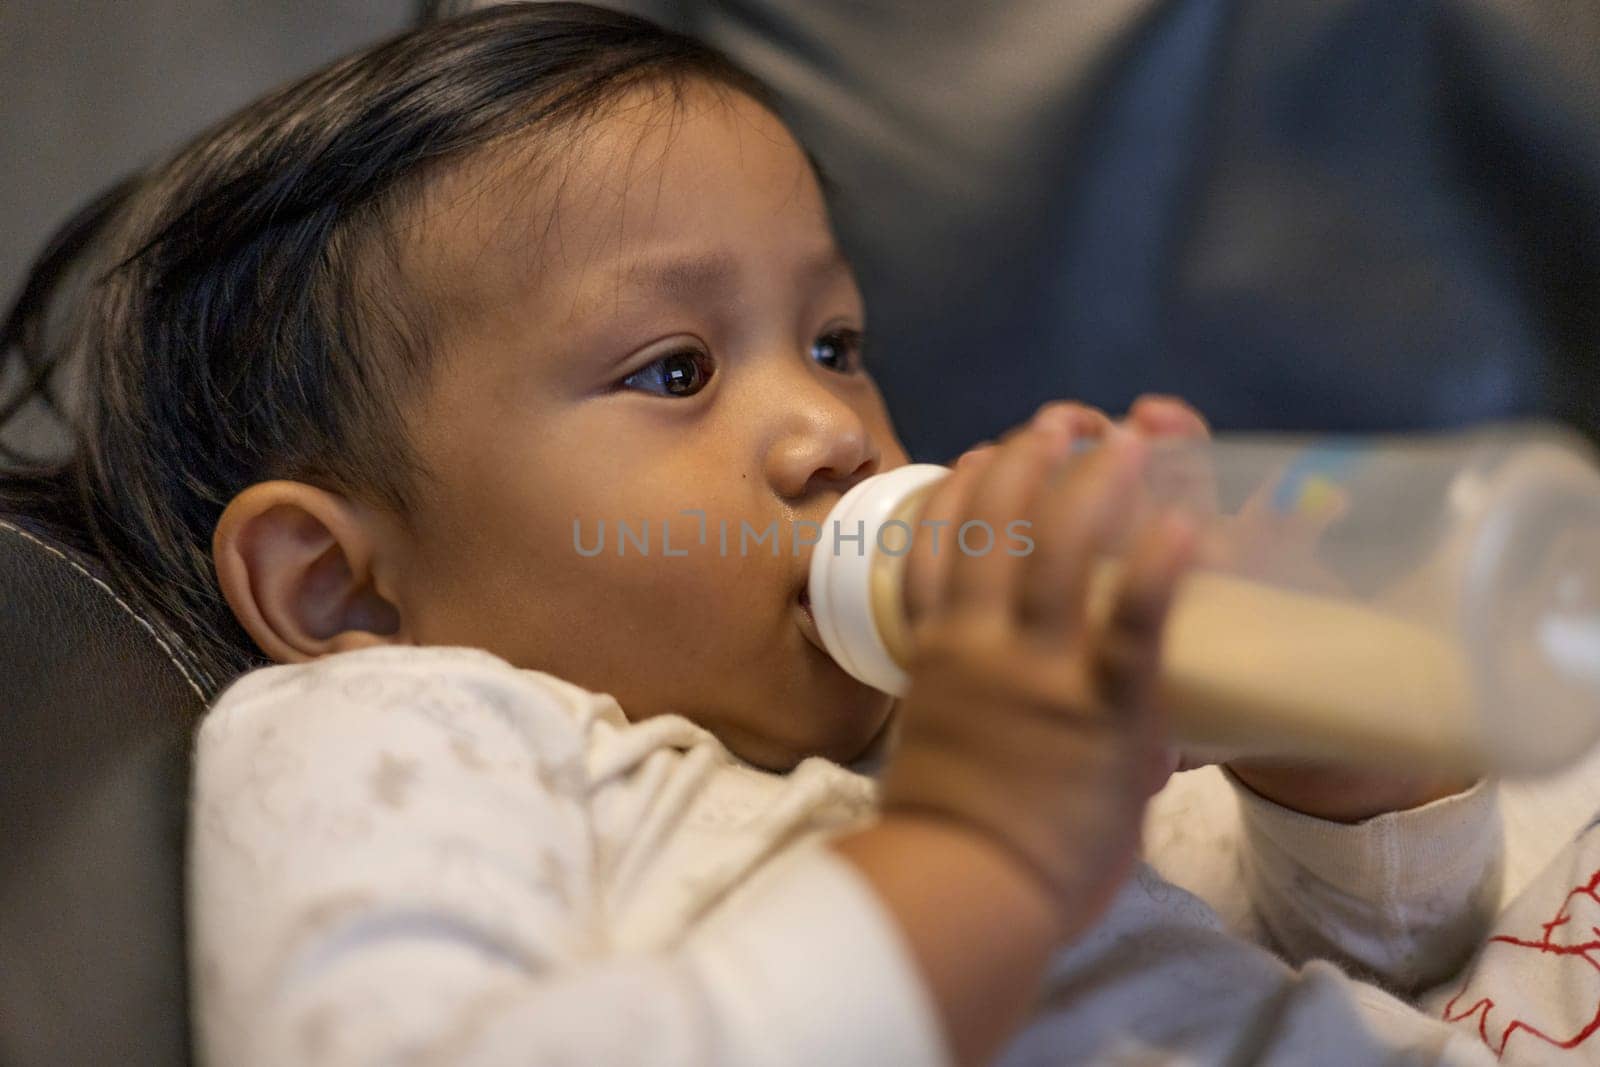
[793,520,826,602]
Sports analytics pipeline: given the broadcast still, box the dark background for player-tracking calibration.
[6,0,1598,463]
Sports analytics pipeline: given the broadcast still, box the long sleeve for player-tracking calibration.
[187,646,948,1067]
[1225,768,1504,993]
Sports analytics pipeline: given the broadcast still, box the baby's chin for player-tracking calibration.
[765,686,896,773]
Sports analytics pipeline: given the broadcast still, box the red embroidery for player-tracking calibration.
[1442,868,1600,1059]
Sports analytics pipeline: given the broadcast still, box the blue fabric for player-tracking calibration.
[593,0,1600,460]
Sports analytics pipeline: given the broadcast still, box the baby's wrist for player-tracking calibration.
[835,812,1067,939]
[1226,759,1477,823]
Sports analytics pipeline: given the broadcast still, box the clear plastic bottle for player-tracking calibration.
[806,421,1600,777]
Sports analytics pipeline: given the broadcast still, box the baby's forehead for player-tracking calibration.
[395,81,832,329]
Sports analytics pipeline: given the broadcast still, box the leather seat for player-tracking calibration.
[0,516,204,1066]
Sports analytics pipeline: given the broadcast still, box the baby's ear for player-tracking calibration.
[212,480,406,663]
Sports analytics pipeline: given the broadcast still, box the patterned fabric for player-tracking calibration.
[1427,821,1600,1062]
[190,644,1503,1065]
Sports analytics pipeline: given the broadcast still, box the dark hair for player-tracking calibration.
[0,3,800,695]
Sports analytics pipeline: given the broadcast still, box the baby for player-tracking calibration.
[0,5,1517,1064]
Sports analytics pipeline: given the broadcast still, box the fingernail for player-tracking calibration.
[956,443,995,467]
[1106,425,1144,463]
[1024,411,1068,457]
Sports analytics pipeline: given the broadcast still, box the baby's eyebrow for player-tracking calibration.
[618,245,851,303]
[624,250,739,302]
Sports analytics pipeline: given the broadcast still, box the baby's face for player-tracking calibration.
[390,81,909,771]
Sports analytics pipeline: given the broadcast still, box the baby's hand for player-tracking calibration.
[883,411,1198,940]
[1017,395,1478,821]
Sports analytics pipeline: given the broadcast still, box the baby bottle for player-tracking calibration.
[806,422,1600,777]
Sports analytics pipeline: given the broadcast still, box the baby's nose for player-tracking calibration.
[770,424,879,501]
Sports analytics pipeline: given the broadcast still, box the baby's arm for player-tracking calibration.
[1100,394,1504,990]
[1225,767,1504,993]
[188,647,957,1067]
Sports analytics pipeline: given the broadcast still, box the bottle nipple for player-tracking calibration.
[807,463,949,695]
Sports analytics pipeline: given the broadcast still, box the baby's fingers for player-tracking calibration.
[903,447,991,628]
[1016,431,1147,644]
[1126,395,1219,524]
[1090,510,1199,718]
[1126,394,1210,441]
[1031,400,1116,443]
[930,422,1066,622]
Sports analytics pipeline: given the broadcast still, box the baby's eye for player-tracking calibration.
[811,328,865,374]
[620,349,714,397]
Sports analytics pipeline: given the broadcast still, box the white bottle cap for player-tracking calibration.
[808,463,950,695]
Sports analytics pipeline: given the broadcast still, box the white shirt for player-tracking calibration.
[189,644,1505,1065]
